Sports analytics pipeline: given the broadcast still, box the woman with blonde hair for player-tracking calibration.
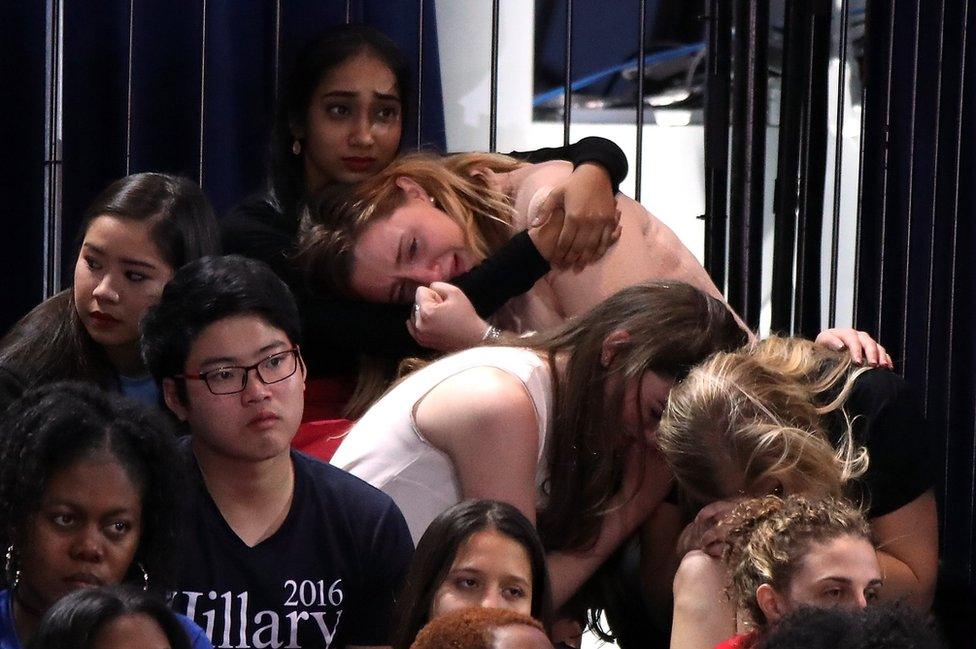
[674,494,882,649]
[299,152,734,347]
[652,336,936,646]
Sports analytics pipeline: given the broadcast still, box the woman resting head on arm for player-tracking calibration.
[0,382,209,649]
[333,282,750,609]
[28,585,192,649]
[393,500,553,649]
[0,173,220,401]
[656,335,938,642]
[299,152,733,339]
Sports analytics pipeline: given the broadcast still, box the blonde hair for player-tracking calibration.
[657,336,871,505]
[722,495,873,627]
[297,152,523,298]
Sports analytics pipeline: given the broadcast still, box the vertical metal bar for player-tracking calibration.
[198,0,207,186]
[43,0,63,296]
[727,0,768,328]
[416,0,424,148]
[273,0,281,102]
[900,0,923,367]
[703,0,731,291]
[851,80,867,328]
[771,0,806,333]
[489,0,500,152]
[922,0,947,412]
[828,0,851,328]
[874,0,897,336]
[562,0,573,146]
[943,0,969,562]
[634,0,646,202]
[345,0,352,23]
[125,0,134,175]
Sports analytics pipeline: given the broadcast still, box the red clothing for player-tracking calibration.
[293,377,355,462]
[714,632,759,649]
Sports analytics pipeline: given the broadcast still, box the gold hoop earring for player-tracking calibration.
[292,139,302,155]
[139,562,149,591]
[5,545,19,590]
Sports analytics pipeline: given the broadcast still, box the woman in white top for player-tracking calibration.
[332,281,749,609]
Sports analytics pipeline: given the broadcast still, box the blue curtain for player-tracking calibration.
[1,0,445,332]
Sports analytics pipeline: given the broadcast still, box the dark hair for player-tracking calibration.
[0,173,220,389]
[28,585,191,649]
[269,23,411,217]
[0,365,25,417]
[758,604,945,649]
[527,282,749,552]
[393,500,554,649]
[0,382,186,592]
[141,255,302,395]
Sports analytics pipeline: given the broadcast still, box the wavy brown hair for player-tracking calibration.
[721,495,873,627]
[297,152,522,299]
[519,282,748,552]
[657,336,871,506]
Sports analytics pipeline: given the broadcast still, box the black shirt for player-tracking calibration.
[830,368,935,518]
[170,441,414,648]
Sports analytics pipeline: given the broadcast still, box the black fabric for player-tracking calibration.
[221,198,548,375]
[170,441,413,648]
[828,368,935,518]
[508,136,629,194]
[222,136,627,376]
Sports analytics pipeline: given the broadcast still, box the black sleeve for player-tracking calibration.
[298,233,549,369]
[223,198,549,373]
[451,231,549,317]
[840,369,936,518]
[507,136,629,193]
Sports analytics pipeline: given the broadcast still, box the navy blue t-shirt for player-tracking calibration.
[170,440,413,648]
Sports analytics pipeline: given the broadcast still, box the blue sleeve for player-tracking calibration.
[177,614,214,649]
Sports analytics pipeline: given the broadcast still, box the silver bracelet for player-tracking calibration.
[482,325,503,343]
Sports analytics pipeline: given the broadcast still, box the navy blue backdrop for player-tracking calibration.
[2,0,445,333]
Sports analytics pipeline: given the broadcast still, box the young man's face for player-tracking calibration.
[164,314,305,463]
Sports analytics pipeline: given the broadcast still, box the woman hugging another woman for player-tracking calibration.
[299,152,736,348]
[656,336,937,647]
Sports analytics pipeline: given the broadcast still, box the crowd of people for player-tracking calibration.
[0,23,943,649]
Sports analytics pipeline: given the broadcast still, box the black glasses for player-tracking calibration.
[179,348,302,395]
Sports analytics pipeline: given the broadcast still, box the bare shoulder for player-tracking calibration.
[414,366,541,455]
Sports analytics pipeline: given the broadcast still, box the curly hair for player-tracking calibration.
[408,607,545,649]
[0,382,187,593]
[658,336,871,505]
[722,495,873,627]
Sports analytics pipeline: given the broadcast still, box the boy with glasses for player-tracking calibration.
[142,255,413,649]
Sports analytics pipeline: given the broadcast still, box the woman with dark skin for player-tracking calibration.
[0,383,210,649]
[222,24,627,414]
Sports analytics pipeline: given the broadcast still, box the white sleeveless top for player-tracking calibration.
[331,346,553,544]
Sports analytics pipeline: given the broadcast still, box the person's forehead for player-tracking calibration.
[188,314,292,359]
[319,54,399,96]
